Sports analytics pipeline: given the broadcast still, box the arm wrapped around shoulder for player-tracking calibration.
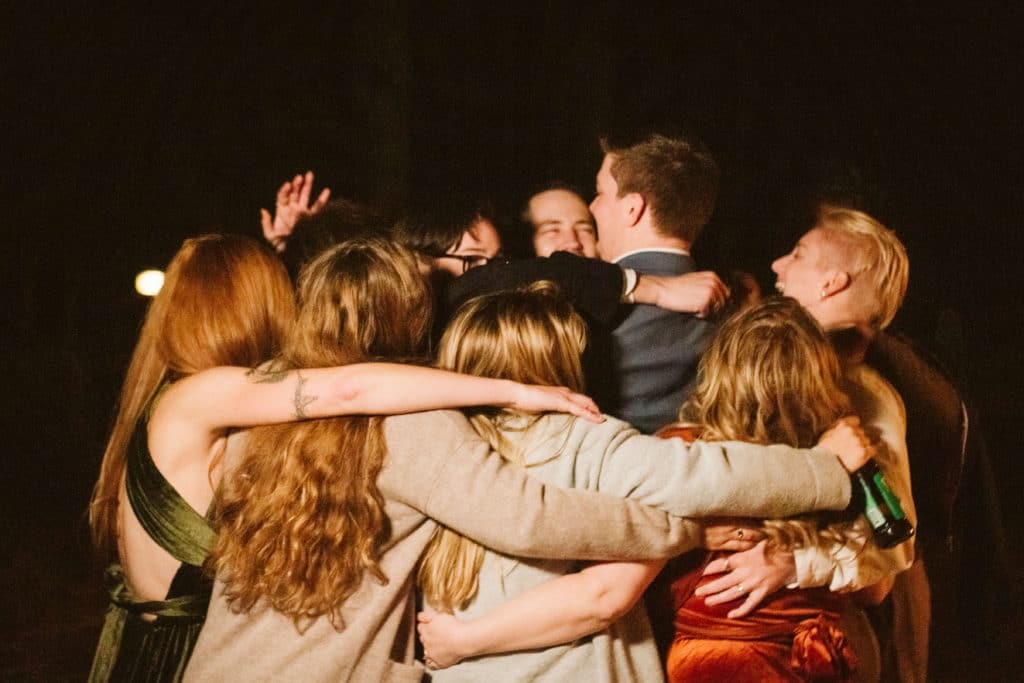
[380,411,702,561]
[563,416,853,518]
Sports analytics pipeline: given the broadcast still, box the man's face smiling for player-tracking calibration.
[771,228,831,309]
[529,189,598,258]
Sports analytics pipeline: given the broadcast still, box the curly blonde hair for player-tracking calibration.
[418,282,587,611]
[210,238,431,630]
[679,297,857,553]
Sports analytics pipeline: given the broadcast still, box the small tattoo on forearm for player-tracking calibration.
[246,366,289,384]
[292,372,317,419]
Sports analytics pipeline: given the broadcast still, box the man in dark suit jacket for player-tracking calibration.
[588,133,721,433]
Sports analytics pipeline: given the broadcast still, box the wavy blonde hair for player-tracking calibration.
[678,297,857,553]
[89,234,294,559]
[418,282,587,611]
[210,238,431,631]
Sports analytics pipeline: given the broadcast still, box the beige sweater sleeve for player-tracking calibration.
[380,410,701,561]
[567,416,853,517]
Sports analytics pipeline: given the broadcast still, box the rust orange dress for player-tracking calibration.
[657,425,858,683]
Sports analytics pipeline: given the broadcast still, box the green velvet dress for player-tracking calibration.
[88,420,215,682]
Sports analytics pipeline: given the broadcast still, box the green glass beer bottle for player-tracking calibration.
[853,460,915,549]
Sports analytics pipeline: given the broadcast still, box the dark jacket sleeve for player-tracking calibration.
[444,252,625,327]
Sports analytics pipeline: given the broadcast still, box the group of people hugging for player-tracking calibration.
[87,131,926,682]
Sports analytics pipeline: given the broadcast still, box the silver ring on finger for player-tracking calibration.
[736,529,745,539]
[735,584,744,593]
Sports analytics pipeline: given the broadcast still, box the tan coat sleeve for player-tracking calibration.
[380,411,701,561]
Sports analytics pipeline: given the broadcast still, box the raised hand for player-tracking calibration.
[417,610,469,670]
[259,171,331,252]
[506,384,604,424]
[816,416,875,472]
[694,540,796,618]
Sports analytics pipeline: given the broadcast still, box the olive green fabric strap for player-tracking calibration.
[125,423,215,568]
[87,565,209,682]
[88,580,128,683]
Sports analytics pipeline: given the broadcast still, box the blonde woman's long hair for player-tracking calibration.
[89,234,295,559]
[419,282,587,611]
[678,296,856,552]
[210,238,431,630]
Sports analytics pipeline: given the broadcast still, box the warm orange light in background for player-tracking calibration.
[135,270,164,296]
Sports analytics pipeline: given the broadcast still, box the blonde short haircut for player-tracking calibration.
[817,209,909,330]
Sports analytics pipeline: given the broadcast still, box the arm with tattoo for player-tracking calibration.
[291,372,317,419]
[246,366,317,418]
[164,362,602,434]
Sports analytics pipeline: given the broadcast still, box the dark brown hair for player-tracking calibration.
[601,133,719,243]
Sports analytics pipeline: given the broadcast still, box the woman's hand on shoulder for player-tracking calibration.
[816,416,875,472]
[507,384,604,424]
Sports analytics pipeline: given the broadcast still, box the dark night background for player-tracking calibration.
[2,3,1022,679]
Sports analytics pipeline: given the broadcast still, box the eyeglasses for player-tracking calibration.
[433,253,491,273]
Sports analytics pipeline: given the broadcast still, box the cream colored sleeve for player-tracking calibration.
[793,367,916,591]
[566,416,853,518]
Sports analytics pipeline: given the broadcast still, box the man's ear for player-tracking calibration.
[623,192,646,228]
[819,269,851,299]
